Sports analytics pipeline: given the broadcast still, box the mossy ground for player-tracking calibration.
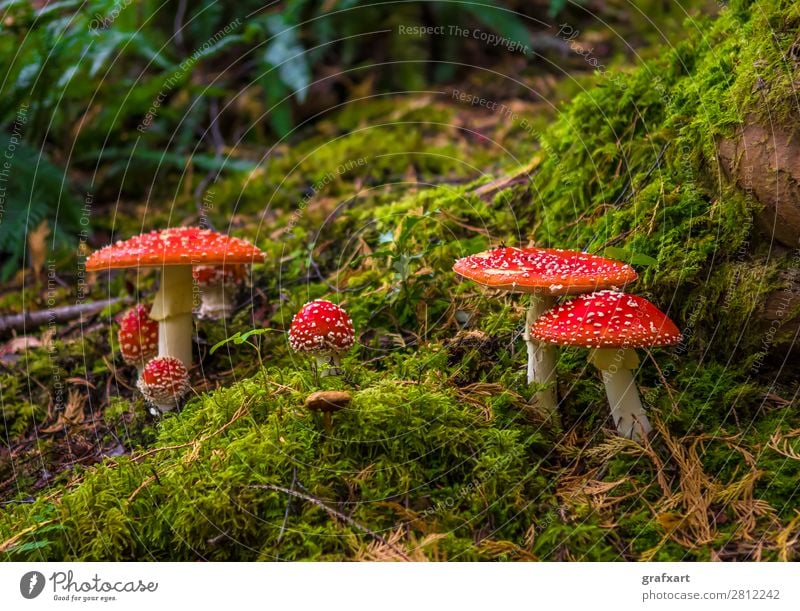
[2,0,799,561]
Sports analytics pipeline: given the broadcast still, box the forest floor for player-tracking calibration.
[2,1,800,561]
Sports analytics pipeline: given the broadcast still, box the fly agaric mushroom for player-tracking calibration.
[192,264,247,320]
[453,247,637,413]
[118,304,159,375]
[86,228,265,368]
[530,290,681,440]
[288,299,355,376]
[304,390,352,430]
[137,356,190,412]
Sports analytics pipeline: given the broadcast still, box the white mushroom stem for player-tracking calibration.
[150,397,180,413]
[523,294,557,413]
[198,282,236,319]
[149,265,194,368]
[588,348,652,441]
[316,354,342,377]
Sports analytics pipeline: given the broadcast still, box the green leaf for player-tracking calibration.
[462,4,531,50]
[210,328,278,354]
[261,72,293,138]
[629,253,659,267]
[604,247,658,267]
[265,14,311,102]
[87,147,258,173]
[0,134,81,280]
[10,540,51,554]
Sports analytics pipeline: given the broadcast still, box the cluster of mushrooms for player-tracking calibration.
[453,246,681,440]
[88,229,679,442]
[86,227,357,416]
[87,227,267,412]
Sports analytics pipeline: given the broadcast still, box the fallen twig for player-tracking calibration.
[473,158,540,202]
[0,298,127,335]
[612,141,669,207]
[0,519,55,554]
[275,468,298,558]
[131,399,251,464]
[250,483,411,561]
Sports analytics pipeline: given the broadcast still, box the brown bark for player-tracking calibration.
[718,119,800,248]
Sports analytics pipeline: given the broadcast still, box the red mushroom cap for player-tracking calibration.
[86,228,266,271]
[288,300,355,355]
[530,290,682,348]
[453,246,637,295]
[118,304,159,366]
[192,264,246,287]
[137,356,190,407]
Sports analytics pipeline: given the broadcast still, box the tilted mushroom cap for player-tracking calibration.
[530,290,682,348]
[137,356,190,407]
[288,299,355,355]
[118,304,159,365]
[86,227,266,271]
[192,264,246,287]
[304,390,352,413]
[453,246,637,295]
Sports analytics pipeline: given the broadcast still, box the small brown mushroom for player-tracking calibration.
[304,390,352,430]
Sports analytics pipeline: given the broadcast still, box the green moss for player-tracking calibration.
[0,366,556,561]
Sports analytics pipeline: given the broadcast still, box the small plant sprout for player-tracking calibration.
[192,264,246,320]
[304,390,352,431]
[86,228,265,368]
[453,247,637,414]
[288,300,355,377]
[117,304,158,376]
[530,290,681,441]
[137,356,191,413]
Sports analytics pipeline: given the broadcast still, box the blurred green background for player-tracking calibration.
[0,0,713,279]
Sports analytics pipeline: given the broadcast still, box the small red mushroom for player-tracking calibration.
[137,356,190,413]
[288,299,355,376]
[531,290,681,440]
[192,264,246,320]
[118,304,159,375]
[453,246,638,414]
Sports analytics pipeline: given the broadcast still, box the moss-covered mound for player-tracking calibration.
[2,0,799,561]
[529,0,800,362]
